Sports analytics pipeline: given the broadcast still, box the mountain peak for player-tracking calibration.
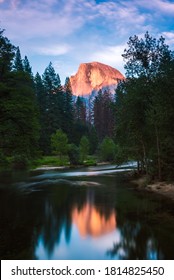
[70,61,124,97]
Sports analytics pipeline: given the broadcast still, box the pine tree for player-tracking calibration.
[73,96,88,145]
[0,28,15,80]
[93,90,114,141]
[79,135,89,162]
[63,77,74,141]
[35,72,46,114]
[93,90,103,141]
[75,96,86,124]
[99,137,116,161]
[0,31,39,163]
[23,56,33,76]
[13,46,23,72]
[51,129,68,159]
[41,62,65,153]
[34,72,48,153]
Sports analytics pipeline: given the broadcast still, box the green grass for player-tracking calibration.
[33,155,97,169]
[83,155,97,166]
[32,155,70,168]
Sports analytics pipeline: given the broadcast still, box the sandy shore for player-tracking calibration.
[146,182,174,201]
[131,175,174,201]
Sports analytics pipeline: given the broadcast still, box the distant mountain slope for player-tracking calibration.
[70,61,124,97]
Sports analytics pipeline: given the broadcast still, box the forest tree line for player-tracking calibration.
[0,29,174,180]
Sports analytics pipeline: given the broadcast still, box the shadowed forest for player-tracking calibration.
[1,29,174,181]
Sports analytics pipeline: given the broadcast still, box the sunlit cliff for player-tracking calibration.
[70,61,124,97]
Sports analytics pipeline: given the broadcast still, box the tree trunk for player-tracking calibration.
[155,125,161,181]
[137,160,140,174]
[142,140,148,174]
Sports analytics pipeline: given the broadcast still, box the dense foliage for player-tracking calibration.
[115,32,174,180]
[0,29,39,168]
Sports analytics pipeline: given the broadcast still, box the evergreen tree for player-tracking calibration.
[99,137,116,162]
[0,28,15,80]
[146,57,174,179]
[73,96,88,145]
[23,55,33,76]
[75,96,86,123]
[34,72,47,153]
[68,144,80,165]
[35,72,45,104]
[0,29,39,165]
[115,32,174,179]
[122,31,170,79]
[63,77,74,140]
[51,129,68,159]
[41,62,65,153]
[93,90,103,140]
[87,126,98,154]
[0,29,16,159]
[93,90,114,141]
[115,78,150,172]
[79,135,89,162]
[13,46,23,72]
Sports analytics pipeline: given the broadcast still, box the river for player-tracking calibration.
[0,164,174,260]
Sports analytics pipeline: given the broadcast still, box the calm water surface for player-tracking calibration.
[0,164,174,260]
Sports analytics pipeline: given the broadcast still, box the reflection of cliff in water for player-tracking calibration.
[35,187,117,258]
[72,191,116,237]
[72,203,116,237]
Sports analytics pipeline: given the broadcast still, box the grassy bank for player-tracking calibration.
[32,155,97,169]
[32,156,69,168]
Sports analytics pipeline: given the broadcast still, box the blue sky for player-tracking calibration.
[0,0,174,83]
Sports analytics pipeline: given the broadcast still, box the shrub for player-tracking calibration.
[99,137,116,162]
[79,136,90,162]
[11,154,29,169]
[68,144,80,165]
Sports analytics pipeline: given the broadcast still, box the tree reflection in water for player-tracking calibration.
[107,222,163,260]
[35,187,118,259]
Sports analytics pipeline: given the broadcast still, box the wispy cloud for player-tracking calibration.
[0,0,84,40]
[10,0,20,9]
[90,44,126,74]
[35,44,71,56]
[162,31,174,45]
[0,0,149,40]
[155,0,174,13]
[135,0,174,14]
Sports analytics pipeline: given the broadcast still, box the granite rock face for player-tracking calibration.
[70,61,124,97]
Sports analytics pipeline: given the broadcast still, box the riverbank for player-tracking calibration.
[130,174,174,201]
